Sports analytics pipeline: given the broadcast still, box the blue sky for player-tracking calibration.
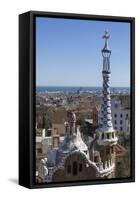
[36,17,130,87]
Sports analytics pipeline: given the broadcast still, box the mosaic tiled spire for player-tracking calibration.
[100,31,113,130]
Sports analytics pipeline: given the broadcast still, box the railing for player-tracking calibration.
[96,160,115,176]
[97,137,118,146]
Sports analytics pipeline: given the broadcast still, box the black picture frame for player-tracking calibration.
[19,10,135,189]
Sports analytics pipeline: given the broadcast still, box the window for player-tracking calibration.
[117,162,121,166]
[126,113,128,118]
[94,155,100,162]
[120,120,123,125]
[115,120,117,125]
[84,150,87,155]
[114,103,118,108]
[114,114,117,118]
[103,163,105,169]
[120,127,123,131]
[67,165,71,174]
[114,127,117,130]
[107,161,109,168]
[37,148,42,154]
[73,161,78,176]
[107,133,110,139]
[112,132,114,138]
[106,148,110,154]
[120,113,123,118]
[102,132,104,139]
[79,164,82,172]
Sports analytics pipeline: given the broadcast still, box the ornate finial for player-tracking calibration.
[64,121,69,133]
[102,31,110,40]
[102,31,111,53]
[64,121,69,127]
[71,112,76,123]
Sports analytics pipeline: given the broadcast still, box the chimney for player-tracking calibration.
[42,129,46,137]
[52,135,60,149]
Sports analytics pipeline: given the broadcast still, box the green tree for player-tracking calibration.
[42,115,52,131]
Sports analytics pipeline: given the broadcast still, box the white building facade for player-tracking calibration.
[111,100,130,133]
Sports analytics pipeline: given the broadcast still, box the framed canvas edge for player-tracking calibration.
[19,10,135,189]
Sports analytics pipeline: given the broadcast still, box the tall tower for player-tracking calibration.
[100,31,113,131]
[97,31,118,144]
[96,32,118,175]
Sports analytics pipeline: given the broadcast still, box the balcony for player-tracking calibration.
[97,137,118,146]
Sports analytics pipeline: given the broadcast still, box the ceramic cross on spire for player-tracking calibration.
[102,31,111,53]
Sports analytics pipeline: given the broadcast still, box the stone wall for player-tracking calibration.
[53,152,99,182]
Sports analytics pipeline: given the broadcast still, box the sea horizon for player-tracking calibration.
[36,85,130,94]
[36,85,130,88]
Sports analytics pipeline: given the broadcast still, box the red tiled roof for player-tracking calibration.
[114,144,127,157]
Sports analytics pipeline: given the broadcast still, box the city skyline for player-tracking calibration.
[36,17,130,87]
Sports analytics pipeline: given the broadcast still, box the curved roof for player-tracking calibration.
[56,127,88,165]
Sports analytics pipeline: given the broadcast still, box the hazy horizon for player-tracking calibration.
[36,85,130,88]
